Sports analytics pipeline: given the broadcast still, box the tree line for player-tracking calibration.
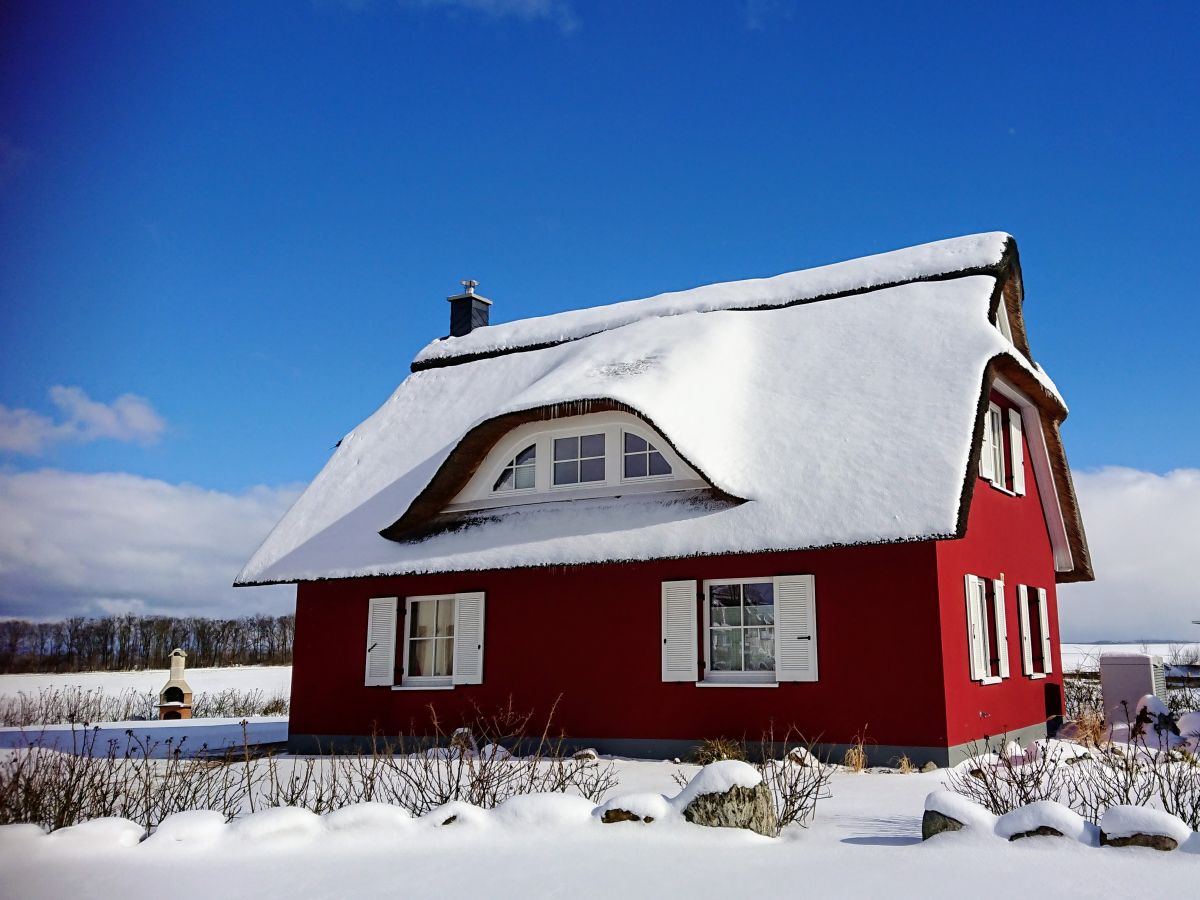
[0,614,295,673]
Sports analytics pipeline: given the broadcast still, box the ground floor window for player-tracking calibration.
[1018,584,1053,677]
[705,579,776,680]
[965,575,1010,684]
[404,595,455,685]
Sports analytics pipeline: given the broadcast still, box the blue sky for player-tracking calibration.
[1,1,1197,635]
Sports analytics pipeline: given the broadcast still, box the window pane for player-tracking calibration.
[410,600,436,638]
[744,628,775,671]
[624,453,648,478]
[409,639,433,677]
[554,437,578,461]
[434,638,454,677]
[492,467,515,491]
[515,444,536,465]
[710,629,742,671]
[553,461,578,485]
[744,583,774,606]
[624,432,647,453]
[648,451,672,476]
[580,457,605,482]
[436,598,455,637]
[744,602,774,626]
[710,585,741,627]
[580,433,605,458]
[514,466,535,489]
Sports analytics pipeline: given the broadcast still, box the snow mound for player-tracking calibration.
[422,801,491,829]
[323,802,413,832]
[995,801,1092,842]
[230,806,325,842]
[923,791,997,831]
[146,810,227,846]
[1100,806,1192,844]
[673,760,762,807]
[1136,694,1171,719]
[47,816,143,849]
[593,792,678,823]
[492,793,597,828]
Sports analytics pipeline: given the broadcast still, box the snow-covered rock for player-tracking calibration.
[1099,806,1191,851]
[147,810,227,846]
[422,801,491,829]
[672,760,762,807]
[675,761,775,837]
[921,791,997,839]
[47,816,143,849]
[594,792,677,824]
[995,801,1093,843]
[230,806,325,842]
[323,802,412,832]
[492,793,596,829]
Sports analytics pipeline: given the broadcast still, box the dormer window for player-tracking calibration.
[452,410,706,513]
[623,432,671,479]
[553,433,606,486]
[493,444,536,492]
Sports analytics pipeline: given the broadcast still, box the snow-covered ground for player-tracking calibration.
[0,665,292,699]
[0,762,1195,900]
[0,716,288,755]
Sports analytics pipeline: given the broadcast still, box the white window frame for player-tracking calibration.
[400,594,456,689]
[491,443,538,494]
[550,431,608,489]
[619,429,674,484]
[982,402,1007,491]
[702,577,777,685]
[965,574,1009,685]
[1018,585,1052,678]
[448,411,704,512]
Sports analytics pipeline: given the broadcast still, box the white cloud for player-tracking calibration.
[0,386,166,455]
[400,0,579,32]
[1058,467,1200,641]
[0,470,302,620]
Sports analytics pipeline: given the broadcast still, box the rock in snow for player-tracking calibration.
[921,791,997,840]
[995,801,1092,843]
[677,761,776,837]
[1099,806,1191,851]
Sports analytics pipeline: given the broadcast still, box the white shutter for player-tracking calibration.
[964,576,986,681]
[364,597,397,686]
[453,592,486,685]
[1037,588,1053,674]
[1017,585,1034,676]
[774,574,818,682]
[1009,411,1026,495]
[994,580,1010,678]
[661,580,698,681]
[978,410,995,481]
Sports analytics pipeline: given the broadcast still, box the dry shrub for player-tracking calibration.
[262,696,618,817]
[691,737,747,766]
[896,754,916,774]
[1073,708,1107,747]
[757,725,834,833]
[0,686,290,727]
[842,729,868,772]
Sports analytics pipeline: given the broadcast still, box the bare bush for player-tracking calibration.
[0,686,290,727]
[945,738,1065,815]
[262,698,618,817]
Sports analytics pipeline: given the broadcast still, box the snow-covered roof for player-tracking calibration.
[237,232,1087,586]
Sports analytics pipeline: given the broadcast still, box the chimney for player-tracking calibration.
[447,279,492,337]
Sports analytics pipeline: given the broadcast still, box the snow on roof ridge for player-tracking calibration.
[413,231,1012,367]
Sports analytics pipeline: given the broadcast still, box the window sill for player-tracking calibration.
[695,681,779,688]
[391,684,455,692]
[1028,672,1047,680]
[978,676,1003,686]
[986,480,1017,497]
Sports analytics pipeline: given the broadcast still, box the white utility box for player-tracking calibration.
[1099,652,1166,728]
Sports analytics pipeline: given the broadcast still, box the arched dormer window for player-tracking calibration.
[622,432,671,479]
[493,444,536,492]
[451,410,704,513]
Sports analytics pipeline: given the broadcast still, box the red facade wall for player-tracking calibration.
[291,541,951,752]
[935,390,1064,746]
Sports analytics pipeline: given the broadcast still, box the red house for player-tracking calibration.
[237,232,1093,766]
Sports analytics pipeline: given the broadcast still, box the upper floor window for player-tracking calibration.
[493,444,536,492]
[979,400,1026,496]
[553,433,606,486]
[448,410,704,512]
[623,432,672,478]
